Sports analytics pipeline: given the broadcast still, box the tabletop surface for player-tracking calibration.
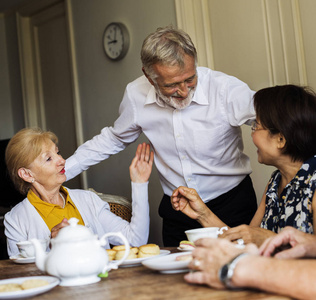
[0,248,292,300]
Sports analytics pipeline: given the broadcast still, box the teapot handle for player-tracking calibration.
[100,232,130,273]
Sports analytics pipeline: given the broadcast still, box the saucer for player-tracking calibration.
[142,252,191,274]
[9,255,35,264]
[119,250,170,267]
[177,247,193,252]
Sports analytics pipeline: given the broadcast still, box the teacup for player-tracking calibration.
[17,239,48,258]
[185,226,228,243]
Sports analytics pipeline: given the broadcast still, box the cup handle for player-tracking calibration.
[100,232,130,273]
[218,226,228,235]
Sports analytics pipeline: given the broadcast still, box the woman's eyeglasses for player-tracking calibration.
[251,120,264,132]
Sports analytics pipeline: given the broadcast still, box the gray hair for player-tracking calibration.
[141,26,197,79]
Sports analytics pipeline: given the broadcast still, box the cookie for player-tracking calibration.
[21,279,49,290]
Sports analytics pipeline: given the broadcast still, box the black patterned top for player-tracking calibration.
[260,155,316,233]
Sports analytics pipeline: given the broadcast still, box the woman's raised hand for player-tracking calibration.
[129,143,154,183]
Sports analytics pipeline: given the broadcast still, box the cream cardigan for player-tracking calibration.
[4,182,149,257]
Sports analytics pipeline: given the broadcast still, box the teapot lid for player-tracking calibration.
[54,218,95,242]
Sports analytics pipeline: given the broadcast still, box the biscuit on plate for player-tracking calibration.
[130,247,139,255]
[0,283,22,292]
[138,244,160,258]
[179,240,195,250]
[21,279,49,290]
[106,249,116,261]
[112,245,129,251]
[115,250,137,260]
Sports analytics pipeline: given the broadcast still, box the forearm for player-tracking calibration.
[128,181,150,245]
[65,128,125,181]
[233,255,316,299]
[197,209,227,228]
[4,217,26,257]
[6,235,20,257]
[65,92,140,181]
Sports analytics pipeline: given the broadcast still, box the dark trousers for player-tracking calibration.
[158,175,257,246]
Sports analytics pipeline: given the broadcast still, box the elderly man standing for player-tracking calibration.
[65,26,257,246]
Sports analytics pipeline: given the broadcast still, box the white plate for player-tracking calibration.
[9,255,35,264]
[119,250,170,267]
[177,247,194,252]
[0,276,60,299]
[142,252,191,274]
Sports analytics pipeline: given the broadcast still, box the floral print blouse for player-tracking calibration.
[260,155,316,233]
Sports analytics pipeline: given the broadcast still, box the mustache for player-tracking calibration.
[171,87,194,97]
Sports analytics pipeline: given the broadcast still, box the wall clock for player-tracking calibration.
[103,22,130,61]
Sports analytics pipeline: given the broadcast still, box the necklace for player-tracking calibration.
[59,192,66,208]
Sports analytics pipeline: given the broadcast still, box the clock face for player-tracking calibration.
[103,23,129,60]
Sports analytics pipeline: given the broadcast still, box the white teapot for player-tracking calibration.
[31,218,130,286]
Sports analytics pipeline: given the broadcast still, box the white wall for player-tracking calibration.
[208,0,277,202]
[0,15,15,140]
[0,12,24,140]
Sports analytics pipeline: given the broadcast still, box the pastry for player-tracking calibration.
[138,244,160,258]
[21,279,49,290]
[130,247,139,255]
[179,240,195,250]
[112,245,129,251]
[115,250,137,260]
[0,283,22,292]
[106,249,116,261]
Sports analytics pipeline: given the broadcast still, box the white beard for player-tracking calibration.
[155,86,195,110]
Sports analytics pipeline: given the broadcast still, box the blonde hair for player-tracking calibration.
[5,128,58,195]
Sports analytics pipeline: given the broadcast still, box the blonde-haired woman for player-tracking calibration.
[4,128,153,257]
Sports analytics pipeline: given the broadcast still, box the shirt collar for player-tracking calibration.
[27,186,74,218]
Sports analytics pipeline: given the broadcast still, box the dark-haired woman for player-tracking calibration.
[171,84,316,246]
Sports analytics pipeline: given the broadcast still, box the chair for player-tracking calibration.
[88,188,132,222]
[0,139,25,260]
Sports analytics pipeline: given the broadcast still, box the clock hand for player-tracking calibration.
[108,40,117,44]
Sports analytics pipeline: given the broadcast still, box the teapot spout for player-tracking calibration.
[31,239,47,272]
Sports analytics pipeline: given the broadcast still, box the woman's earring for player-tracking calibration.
[31,179,35,183]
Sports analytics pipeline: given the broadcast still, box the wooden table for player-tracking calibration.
[0,248,292,300]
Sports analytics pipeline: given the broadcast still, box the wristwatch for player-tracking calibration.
[218,253,249,289]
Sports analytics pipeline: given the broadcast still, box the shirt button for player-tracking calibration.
[187,178,191,182]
